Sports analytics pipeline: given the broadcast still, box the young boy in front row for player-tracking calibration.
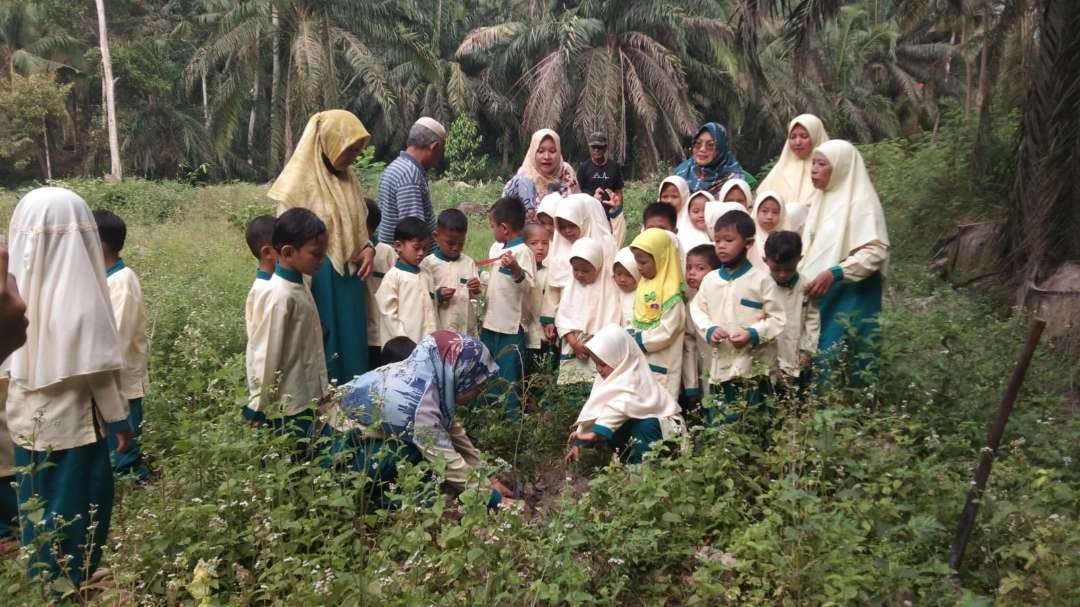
[421,209,481,335]
[375,216,438,346]
[690,211,785,425]
[94,209,152,481]
[763,231,819,394]
[362,199,398,367]
[244,208,329,434]
[681,243,721,409]
[481,197,536,416]
[522,222,554,379]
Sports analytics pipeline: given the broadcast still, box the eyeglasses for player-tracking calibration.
[692,140,716,150]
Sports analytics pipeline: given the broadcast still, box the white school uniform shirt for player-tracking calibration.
[689,260,786,383]
[364,242,398,347]
[246,266,329,417]
[482,237,536,336]
[681,287,704,397]
[106,259,150,400]
[523,264,549,350]
[6,372,129,451]
[421,250,478,335]
[772,273,821,377]
[376,260,438,345]
[245,269,274,341]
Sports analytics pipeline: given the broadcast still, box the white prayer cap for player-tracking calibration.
[414,117,447,140]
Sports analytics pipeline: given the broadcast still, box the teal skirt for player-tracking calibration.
[480,328,525,417]
[15,439,114,587]
[310,258,370,384]
[815,273,883,383]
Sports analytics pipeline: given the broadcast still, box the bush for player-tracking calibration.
[443,115,485,182]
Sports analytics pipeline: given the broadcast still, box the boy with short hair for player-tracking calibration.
[421,208,481,334]
[380,336,417,365]
[764,231,819,389]
[522,223,553,376]
[690,211,786,425]
[244,215,277,338]
[375,216,438,345]
[642,202,678,233]
[362,199,398,366]
[682,243,721,409]
[245,208,330,431]
[481,197,536,415]
[94,209,152,481]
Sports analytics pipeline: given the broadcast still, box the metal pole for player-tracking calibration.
[948,318,1046,571]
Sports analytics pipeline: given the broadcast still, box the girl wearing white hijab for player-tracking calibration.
[717,178,753,209]
[564,324,684,465]
[678,190,714,251]
[704,201,750,241]
[555,238,621,387]
[800,140,889,379]
[612,247,641,326]
[760,114,830,225]
[541,193,614,339]
[748,190,788,267]
[4,187,133,587]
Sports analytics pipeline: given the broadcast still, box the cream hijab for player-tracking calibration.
[659,174,691,217]
[750,190,788,265]
[268,109,372,275]
[679,190,714,251]
[717,178,753,208]
[573,324,681,431]
[554,238,621,337]
[759,114,829,205]
[519,128,569,195]
[548,193,614,289]
[4,187,122,389]
[613,246,641,281]
[800,140,889,278]
[704,201,750,240]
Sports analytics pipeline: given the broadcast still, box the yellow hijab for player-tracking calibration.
[630,228,684,330]
[759,114,829,205]
[268,109,372,275]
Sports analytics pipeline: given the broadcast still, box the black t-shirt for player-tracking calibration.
[577,159,624,199]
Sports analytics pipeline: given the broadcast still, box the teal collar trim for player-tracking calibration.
[718,259,752,282]
[503,236,525,249]
[105,258,125,278]
[778,272,800,289]
[370,234,379,246]
[537,261,545,270]
[394,260,420,274]
[274,264,303,284]
[432,247,459,262]
[255,269,272,281]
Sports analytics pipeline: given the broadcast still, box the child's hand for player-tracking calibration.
[729,330,751,348]
[112,428,134,453]
[437,287,456,306]
[489,477,515,499]
[568,334,589,359]
[544,323,557,342]
[500,251,521,274]
[710,327,730,345]
[466,277,482,296]
[564,445,581,464]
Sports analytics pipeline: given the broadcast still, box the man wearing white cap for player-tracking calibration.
[377,117,446,244]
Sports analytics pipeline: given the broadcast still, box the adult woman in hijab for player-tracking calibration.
[503,129,580,217]
[333,331,515,507]
[565,325,684,465]
[4,187,133,587]
[759,114,829,222]
[673,122,750,194]
[800,140,889,381]
[269,110,376,384]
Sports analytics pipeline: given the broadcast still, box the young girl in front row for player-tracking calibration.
[678,190,714,252]
[565,324,685,465]
[555,238,620,394]
[749,190,787,267]
[612,247,640,326]
[542,193,613,341]
[628,228,686,397]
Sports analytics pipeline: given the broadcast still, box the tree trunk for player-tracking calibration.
[962,17,972,113]
[248,29,260,168]
[42,118,52,181]
[283,64,293,163]
[201,71,211,130]
[975,5,991,112]
[270,5,283,174]
[95,0,122,181]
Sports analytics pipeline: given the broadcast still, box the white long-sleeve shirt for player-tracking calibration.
[106,260,150,400]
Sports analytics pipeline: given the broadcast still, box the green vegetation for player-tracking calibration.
[1,116,1075,605]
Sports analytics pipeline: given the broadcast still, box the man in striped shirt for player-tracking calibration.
[377,117,446,244]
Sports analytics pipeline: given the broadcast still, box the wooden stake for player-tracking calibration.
[948,318,1046,571]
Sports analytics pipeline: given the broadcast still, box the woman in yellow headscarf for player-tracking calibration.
[628,228,686,397]
[268,109,375,383]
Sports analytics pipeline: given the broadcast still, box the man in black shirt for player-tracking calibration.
[577,132,624,217]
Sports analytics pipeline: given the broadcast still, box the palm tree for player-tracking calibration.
[457,0,729,170]
[94,0,121,180]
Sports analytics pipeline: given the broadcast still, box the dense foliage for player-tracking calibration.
[0,116,1075,605]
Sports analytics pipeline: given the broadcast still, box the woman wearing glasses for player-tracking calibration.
[673,122,751,194]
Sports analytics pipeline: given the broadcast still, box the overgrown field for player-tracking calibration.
[1,131,1077,605]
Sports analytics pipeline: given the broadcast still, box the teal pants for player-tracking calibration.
[15,439,114,587]
[480,328,525,417]
[816,273,883,385]
[707,377,774,425]
[311,258,370,384]
[0,474,16,539]
[594,418,663,464]
[106,398,150,481]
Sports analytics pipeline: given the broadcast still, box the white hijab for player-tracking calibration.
[536,191,561,224]
[785,201,810,233]
[548,193,614,289]
[660,175,691,225]
[800,140,889,278]
[573,324,680,430]
[4,187,122,389]
[704,201,750,241]
[717,179,753,209]
[678,190,714,251]
[750,190,788,265]
[759,114,830,205]
[613,246,641,281]
[555,238,621,337]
